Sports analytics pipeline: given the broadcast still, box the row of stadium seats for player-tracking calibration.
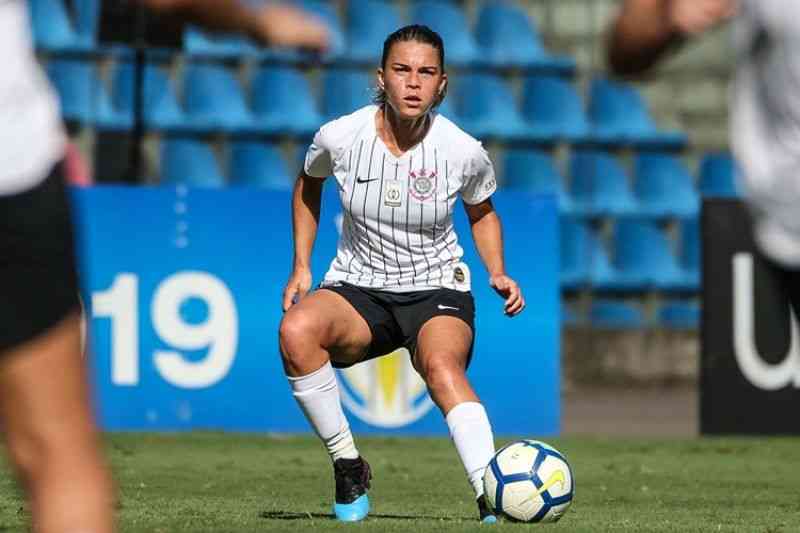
[31,0,574,71]
[46,60,686,147]
[147,136,737,214]
[561,217,699,292]
[564,298,700,330]
[507,150,738,217]
[156,139,704,292]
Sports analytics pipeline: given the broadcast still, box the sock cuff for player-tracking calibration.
[446,401,488,430]
[287,361,335,394]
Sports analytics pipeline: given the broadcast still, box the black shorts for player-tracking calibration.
[0,161,80,352]
[321,282,476,369]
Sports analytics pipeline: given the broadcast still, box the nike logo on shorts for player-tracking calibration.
[356,177,379,183]
[437,304,459,311]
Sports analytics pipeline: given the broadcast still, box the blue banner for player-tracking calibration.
[71,184,559,435]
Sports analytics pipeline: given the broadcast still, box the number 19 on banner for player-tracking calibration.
[91,272,239,389]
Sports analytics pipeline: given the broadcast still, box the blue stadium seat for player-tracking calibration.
[230,142,292,190]
[46,60,127,129]
[633,153,699,217]
[252,66,322,137]
[676,216,701,291]
[345,0,403,64]
[46,60,95,124]
[575,225,624,290]
[457,73,532,141]
[590,299,645,329]
[111,62,186,131]
[588,78,687,149]
[474,3,575,73]
[73,0,99,50]
[521,75,591,143]
[658,300,700,329]
[560,217,591,289]
[160,139,226,187]
[503,149,574,213]
[569,151,639,216]
[184,27,258,59]
[29,0,90,52]
[183,64,257,133]
[409,2,480,67]
[322,69,373,121]
[612,219,685,290]
[699,152,739,197]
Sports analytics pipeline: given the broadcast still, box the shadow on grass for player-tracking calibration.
[260,511,467,522]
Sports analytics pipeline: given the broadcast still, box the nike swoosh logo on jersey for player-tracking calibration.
[437,304,460,311]
[356,177,379,183]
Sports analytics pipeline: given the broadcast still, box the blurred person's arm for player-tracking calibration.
[282,172,324,311]
[139,0,329,51]
[608,0,736,76]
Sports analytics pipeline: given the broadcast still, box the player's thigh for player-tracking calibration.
[413,315,473,376]
[280,288,372,360]
[0,162,80,353]
[0,312,99,471]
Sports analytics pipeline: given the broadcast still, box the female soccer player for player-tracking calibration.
[279,25,525,523]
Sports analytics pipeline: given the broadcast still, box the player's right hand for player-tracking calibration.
[668,0,736,36]
[250,4,330,53]
[282,267,313,312]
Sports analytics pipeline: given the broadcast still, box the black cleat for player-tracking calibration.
[477,494,497,524]
[332,456,372,521]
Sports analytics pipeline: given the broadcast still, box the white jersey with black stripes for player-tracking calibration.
[304,105,497,293]
[0,0,66,196]
[732,0,800,266]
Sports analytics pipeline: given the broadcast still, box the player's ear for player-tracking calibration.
[377,68,385,91]
[438,73,447,96]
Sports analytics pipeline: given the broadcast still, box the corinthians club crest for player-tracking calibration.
[409,168,437,202]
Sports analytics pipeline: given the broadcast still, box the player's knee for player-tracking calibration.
[4,426,54,483]
[279,310,321,361]
[420,355,462,392]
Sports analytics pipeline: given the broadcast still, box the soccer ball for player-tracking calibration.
[483,439,574,523]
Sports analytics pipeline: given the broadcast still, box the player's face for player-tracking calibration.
[379,40,446,120]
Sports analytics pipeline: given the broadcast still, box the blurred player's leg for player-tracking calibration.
[0,164,114,533]
[0,312,114,533]
[279,289,373,521]
[414,316,496,523]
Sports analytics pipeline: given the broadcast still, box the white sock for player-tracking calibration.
[446,401,495,498]
[288,361,359,461]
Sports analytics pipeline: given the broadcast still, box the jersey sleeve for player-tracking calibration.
[460,143,497,205]
[303,126,334,178]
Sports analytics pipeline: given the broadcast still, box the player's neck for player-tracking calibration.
[377,105,430,158]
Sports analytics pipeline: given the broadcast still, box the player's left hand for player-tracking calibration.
[489,274,525,317]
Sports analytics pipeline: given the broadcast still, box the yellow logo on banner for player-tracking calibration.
[338,348,435,428]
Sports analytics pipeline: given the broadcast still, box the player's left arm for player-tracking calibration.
[463,199,525,317]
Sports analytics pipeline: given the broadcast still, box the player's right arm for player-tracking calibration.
[139,0,329,52]
[607,0,735,76]
[283,171,323,311]
[283,126,334,311]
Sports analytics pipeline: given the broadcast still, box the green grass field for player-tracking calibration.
[0,434,798,532]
